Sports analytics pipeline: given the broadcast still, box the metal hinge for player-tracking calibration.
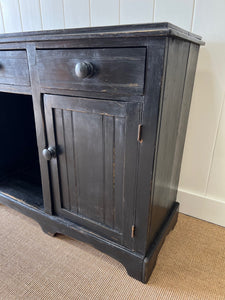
[137,124,143,143]
[131,225,136,238]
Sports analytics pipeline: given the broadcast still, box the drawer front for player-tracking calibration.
[0,50,30,86]
[37,47,146,95]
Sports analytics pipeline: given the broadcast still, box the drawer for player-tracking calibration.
[37,47,146,95]
[0,50,30,86]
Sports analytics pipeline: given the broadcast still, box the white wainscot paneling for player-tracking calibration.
[120,0,154,25]
[179,0,225,195]
[40,0,64,30]
[206,96,225,202]
[0,5,4,33]
[19,0,42,31]
[154,0,194,31]
[64,0,89,29]
[177,189,225,227]
[90,0,119,26]
[1,0,22,33]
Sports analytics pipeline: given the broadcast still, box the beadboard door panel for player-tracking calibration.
[44,94,141,246]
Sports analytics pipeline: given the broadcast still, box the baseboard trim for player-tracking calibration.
[177,189,225,227]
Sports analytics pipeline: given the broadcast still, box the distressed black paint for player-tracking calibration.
[0,23,204,283]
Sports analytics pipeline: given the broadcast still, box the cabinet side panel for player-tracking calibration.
[149,39,198,245]
[169,43,200,204]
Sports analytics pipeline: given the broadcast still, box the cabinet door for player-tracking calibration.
[44,94,141,247]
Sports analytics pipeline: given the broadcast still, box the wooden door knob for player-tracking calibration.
[75,62,94,78]
[42,147,56,160]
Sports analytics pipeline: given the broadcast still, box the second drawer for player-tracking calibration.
[37,47,146,96]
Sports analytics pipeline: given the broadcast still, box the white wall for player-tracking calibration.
[0,0,224,226]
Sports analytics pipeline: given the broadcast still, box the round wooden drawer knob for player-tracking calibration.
[75,62,94,78]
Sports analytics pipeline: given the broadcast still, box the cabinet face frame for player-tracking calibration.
[26,37,168,255]
[27,37,168,255]
[43,94,142,248]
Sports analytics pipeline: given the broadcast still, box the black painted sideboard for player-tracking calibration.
[0,23,204,283]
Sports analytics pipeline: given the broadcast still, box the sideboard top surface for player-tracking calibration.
[0,22,204,45]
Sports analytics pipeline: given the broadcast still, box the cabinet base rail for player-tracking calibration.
[0,193,179,283]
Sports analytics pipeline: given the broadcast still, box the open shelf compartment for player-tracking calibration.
[0,92,43,209]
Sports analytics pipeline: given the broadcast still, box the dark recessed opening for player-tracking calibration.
[0,92,43,209]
